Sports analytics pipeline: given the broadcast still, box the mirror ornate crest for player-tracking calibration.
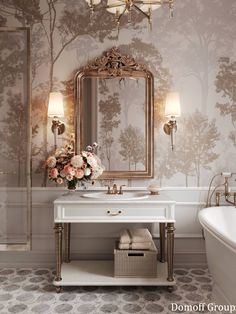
[75,47,154,179]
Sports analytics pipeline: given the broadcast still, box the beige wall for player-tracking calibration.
[0,0,235,188]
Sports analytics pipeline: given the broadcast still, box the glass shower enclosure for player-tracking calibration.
[0,27,31,251]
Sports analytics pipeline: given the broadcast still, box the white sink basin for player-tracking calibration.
[82,191,149,201]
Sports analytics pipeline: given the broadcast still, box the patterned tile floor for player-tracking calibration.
[0,267,215,314]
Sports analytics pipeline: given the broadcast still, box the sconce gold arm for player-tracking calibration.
[51,117,65,135]
[51,116,65,150]
[163,119,177,150]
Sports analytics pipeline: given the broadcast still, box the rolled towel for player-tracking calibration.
[119,241,152,250]
[129,228,152,243]
[119,229,131,244]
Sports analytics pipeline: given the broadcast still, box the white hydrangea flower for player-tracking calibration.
[82,151,89,158]
[46,156,56,168]
[84,168,91,176]
[91,166,104,179]
[71,155,83,168]
[87,156,97,167]
[60,170,66,178]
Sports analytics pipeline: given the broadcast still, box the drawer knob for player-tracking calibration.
[107,210,122,216]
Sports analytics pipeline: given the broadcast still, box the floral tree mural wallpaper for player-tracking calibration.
[98,92,121,171]
[0,0,235,187]
[0,29,29,187]
[215,57,236,147]
[97,77,146,172]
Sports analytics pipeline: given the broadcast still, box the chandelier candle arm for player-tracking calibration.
[133,4,151,19]
[87,0,174,29]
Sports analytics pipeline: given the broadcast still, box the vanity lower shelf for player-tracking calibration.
[53,260,176,287]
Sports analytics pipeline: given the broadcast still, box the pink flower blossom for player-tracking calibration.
[75,169,84,179]
[66,174,73,181]
[64,165,73,175]
[46,156,56,168]
[50,168,58,179]
[57,177,63,184]
[70,169,76,176]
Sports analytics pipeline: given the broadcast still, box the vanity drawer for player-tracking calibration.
[54,203,173,222]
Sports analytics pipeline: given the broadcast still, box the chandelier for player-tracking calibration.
[85,0,174,29]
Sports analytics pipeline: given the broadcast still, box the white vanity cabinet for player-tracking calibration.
[53,191,176,292]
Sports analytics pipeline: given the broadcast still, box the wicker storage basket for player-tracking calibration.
[114,241,157,278]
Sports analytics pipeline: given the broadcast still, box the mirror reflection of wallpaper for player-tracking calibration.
[0,0,235,187]
[97,78,145,171]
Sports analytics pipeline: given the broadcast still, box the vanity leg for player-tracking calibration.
[166,223,175,282]
[159,223,166,263]
[56,286,62,293]
[64,223,71,263]
[54,223,63,283]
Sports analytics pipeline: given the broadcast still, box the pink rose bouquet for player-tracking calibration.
[46,143,104,189]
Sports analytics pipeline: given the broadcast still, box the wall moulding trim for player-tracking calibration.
[176,202,205,206]
[31,186,236,192]
[1,201,207,209]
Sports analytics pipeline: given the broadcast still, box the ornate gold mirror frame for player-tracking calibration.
[75,47,154,179]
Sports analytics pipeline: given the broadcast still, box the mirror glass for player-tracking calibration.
[81,77,146,172]
[75,47,154,179]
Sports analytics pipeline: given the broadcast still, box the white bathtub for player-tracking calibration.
[199,206,236,307]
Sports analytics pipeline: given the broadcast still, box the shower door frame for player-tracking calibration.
[0,27,31,251]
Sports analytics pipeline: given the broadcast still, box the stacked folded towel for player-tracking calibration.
[119,228,153,250]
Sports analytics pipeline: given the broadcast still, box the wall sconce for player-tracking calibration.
[163,92,181,150]
[48,92,65,150]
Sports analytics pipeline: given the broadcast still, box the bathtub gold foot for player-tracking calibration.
[167,222,175,282]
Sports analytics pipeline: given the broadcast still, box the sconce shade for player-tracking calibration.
[48,92,64,117]
[165,92,181,118]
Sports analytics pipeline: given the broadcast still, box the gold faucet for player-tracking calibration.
[105,184,125,195]
[112,184,118,194]
[206,173,236,207]
[118,185,126,195]
[215,176,236,207]
[216,191,236,207]
[105,184,117,194]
